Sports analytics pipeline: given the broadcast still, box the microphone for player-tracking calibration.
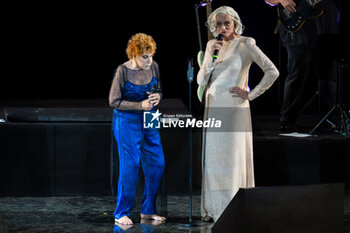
[149,84,161,106]
[150,84,160,94]
[187,59,194,83]
[212,34,224,63]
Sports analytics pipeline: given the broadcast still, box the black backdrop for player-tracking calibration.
[2,0,349,114]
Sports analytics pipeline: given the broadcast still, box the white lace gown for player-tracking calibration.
[197,36,279,221]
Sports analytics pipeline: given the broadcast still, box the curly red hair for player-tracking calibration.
[126,33,157,59]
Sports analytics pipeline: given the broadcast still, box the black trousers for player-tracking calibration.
[280,45,337,124]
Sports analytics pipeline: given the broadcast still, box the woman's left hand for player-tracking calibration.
[147,92,161,106]
[229,86,249,100]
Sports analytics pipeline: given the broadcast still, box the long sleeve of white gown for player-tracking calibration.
[197,40,215,86]
[246,38,279,101]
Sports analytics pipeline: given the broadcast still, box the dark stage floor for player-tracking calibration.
[0,193,349,233]
[0,195,213,233]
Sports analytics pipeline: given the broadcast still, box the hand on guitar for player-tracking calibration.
[281,0,296,13]
[266,0,296,13]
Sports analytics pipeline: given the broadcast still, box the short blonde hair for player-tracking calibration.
[207,6,244,37]
[126,33,157,59]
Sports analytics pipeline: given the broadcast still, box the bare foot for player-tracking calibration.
[114,222,133,230]
[140,213,166,221]
[141,218,165,226]
[115,216,133,225]
[201,216,214,222]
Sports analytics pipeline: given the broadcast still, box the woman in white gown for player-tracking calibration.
[197,6,279,222]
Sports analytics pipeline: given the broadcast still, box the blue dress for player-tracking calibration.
[111,64,165,220]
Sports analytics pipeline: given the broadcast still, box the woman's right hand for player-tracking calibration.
[141,99,153,111]
[211,40,223,56]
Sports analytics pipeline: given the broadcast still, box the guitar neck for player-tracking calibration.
[206,0,214,40]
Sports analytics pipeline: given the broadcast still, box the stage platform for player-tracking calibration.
[0,99,349,232]
[0,99,348,195]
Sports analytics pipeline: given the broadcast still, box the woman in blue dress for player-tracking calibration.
[109,33,165,225]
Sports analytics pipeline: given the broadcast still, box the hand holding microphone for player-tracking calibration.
[212,34,224,63]
[146,84,161,106]
[143,84,160,110]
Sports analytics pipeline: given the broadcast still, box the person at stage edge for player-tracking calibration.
[265,0,341,131]
[197,6,279,222]
[109,33,166,225]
